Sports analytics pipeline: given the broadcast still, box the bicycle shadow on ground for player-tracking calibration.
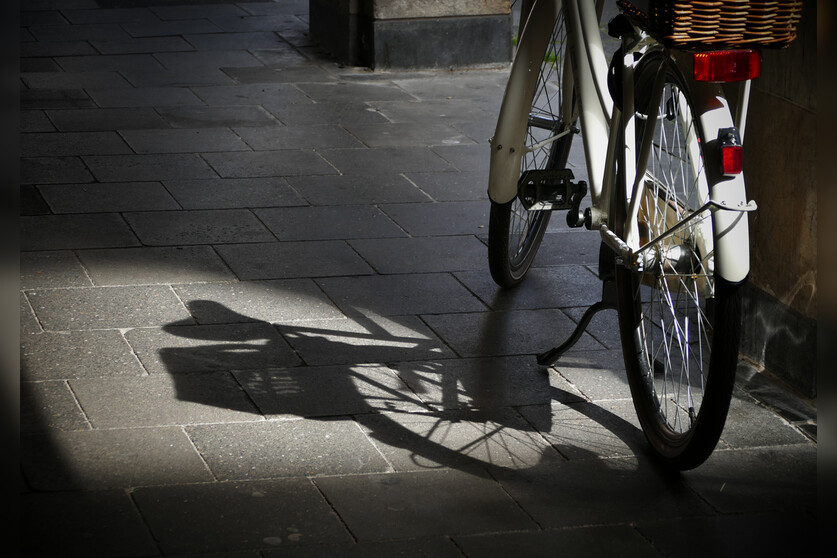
[157,298,658,478]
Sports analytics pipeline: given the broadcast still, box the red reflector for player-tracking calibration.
[694,50,762,82]
[721,145,743,175]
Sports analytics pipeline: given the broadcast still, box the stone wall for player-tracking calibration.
[738,0,817,397]
[309,0,513,69]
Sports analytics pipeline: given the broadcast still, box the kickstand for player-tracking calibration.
[536,278,616,366]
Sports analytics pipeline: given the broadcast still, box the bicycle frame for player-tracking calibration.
[488,0,754,284]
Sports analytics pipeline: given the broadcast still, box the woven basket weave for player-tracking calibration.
[617,0,803,48]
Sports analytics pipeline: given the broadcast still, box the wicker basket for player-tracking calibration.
[616,0,803,49]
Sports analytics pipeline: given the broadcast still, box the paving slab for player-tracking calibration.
[77,245,234,286]
[215,240,375,280]
[125,320,301,374]
[21,426,215,490]
[21,213,140,250]
[21,329,145,380]
[234,363,426,418]
[132,479,353,554]
[186,418,392,479]
[37,181,180,213]
[314,469,537,541]
[26,284,191,330]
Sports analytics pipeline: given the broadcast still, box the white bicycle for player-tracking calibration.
[487,0,801,469]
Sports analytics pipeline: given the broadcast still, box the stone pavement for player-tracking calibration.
[20,1,817,556]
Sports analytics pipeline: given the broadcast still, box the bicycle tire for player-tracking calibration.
[615,54,742,470]
[488,8,575,288]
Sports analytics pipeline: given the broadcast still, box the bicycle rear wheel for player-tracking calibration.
[488,9,575,288]
[616,55,741,470]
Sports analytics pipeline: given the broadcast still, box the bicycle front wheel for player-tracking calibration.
[488,8,574,288]
[616,56,741,470]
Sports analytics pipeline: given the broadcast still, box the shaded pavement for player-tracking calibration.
[20,1,817,556]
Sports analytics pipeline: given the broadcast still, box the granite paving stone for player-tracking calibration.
[172,279,345,324]
[77,245,235,285]
[20,155,94,184]
[215,240,374,280]
[255,205,406,241]
[45,107,169,131]
[233,364,426,418]
[20,110,56,132]
[85,86,205,107]
[26,285,191,330]
[163,176,305,208]
[119,18,222,37]
[83,153,219,182]
[453,266,604,311]
[21,427,214,490]
[546,349,633,401]
[315,273,487,316]
[388,355,586,411]
[37,181,180,213]
[286,173,430,205]
[21,380,91,433]
[21,70,134,90]
[404,170,489,202]
[184,31,288,51]
[186,419,392,480]
[89,36,195,54]
[718,393,814,448]
[357,409,564,473]
[20,40,98,58]
[70,372,262,427]
[28,23,134,43]
[20,88,97,110]
[494,457,714,528]
[55,53,167,74]
[20,213,140,250]
[264,100,390,126]
[277,314,456,366]
[234,125,364,150]
[348,236,488,274]
[314,469,537,541]
[421,308,605,358]
[319,146,455,175]
[680,444,817,514]
[20,250,93,289]
[380,200,489,236]
[223,64,335,84]
[21,131,133,157]
[517,399,647,461]
[20,185,51,215]
[202,149,336,178]
[131,479,353,554]
[344,122,475,148]
[119,127,251,153]
[124,321,302,374]
[124,209,275,245]
[21,329,146,380]
[154,49,263,71]
[155,105,281,128]
[191,82,313,106]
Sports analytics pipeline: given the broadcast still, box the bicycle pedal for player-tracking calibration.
[518,169,585,212]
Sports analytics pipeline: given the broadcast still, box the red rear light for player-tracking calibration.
[721,145,743,175]
[694,50,762,82]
